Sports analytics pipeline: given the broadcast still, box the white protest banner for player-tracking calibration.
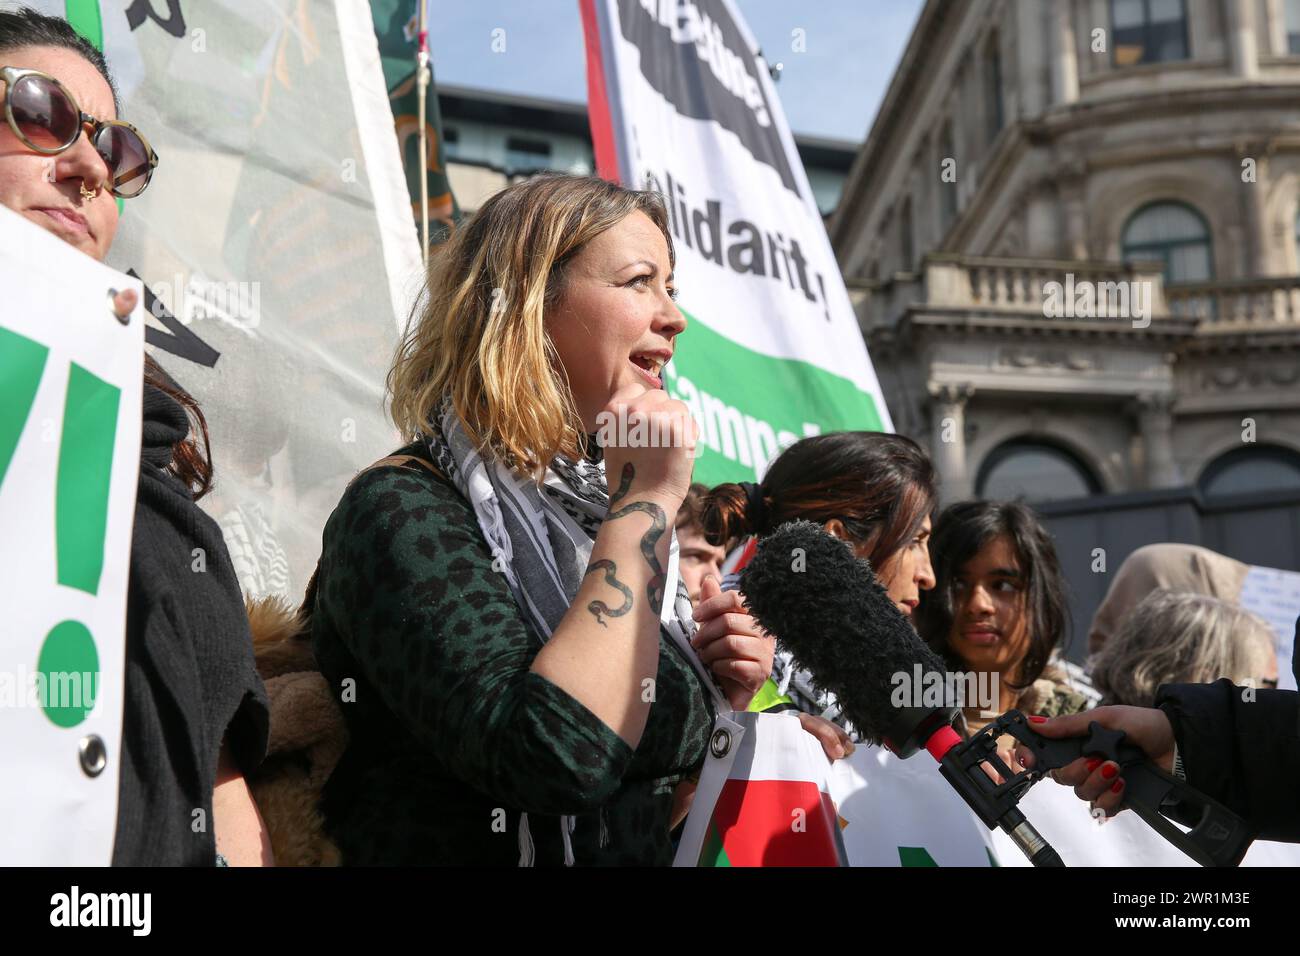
[580,0,892,484]
[830,740,1300,867]
[22,0,422,603]
[987,775,1300,868]
[0,203,144,864]
[829,746,998,867]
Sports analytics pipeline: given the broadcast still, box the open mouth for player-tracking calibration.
[629,353,667,387]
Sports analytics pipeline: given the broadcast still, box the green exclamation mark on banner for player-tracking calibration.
[0,328,49,486]
[0,327,120,727]
[42,364,119,727]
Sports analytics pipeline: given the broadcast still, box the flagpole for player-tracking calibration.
[416,1,430,268]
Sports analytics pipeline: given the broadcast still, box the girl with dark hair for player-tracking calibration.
[0,7,270,864]
[915,500,1089,739]
[700,431,939,738]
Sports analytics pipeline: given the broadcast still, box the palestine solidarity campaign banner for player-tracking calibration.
[580,0,892,485]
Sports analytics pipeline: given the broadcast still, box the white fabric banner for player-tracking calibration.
[23,0,423,605]
[830,744,1300,867]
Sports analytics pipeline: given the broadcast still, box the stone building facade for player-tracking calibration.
[831,0,1300,506]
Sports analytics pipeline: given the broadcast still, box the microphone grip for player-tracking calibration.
[1118,761,1254,867]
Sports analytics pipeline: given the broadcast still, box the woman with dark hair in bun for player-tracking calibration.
[698,431,939,745]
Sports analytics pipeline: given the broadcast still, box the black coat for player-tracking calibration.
[112,376,268,865]
[1155,619,1300,844]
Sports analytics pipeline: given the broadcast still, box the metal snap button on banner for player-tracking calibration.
[79,735,107,777]
[710,728,731,758]
[107,288,131,325]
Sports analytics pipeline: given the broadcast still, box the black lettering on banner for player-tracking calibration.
[127,268,221,368]
[126,0,187,38]
[618,0,799,197]
[642,168,832,321]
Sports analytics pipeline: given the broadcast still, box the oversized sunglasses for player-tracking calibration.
[1,65,158,198]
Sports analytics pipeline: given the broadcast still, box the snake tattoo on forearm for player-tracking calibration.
[584,463,668,628]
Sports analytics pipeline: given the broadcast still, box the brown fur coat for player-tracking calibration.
[246,595,347,866]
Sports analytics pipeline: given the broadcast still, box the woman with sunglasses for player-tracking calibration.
[0,23,155,257]
[0,9,270,865]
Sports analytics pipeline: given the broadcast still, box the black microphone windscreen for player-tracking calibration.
[739,520,951,751]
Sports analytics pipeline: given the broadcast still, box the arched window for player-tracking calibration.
[977,440,1101,502]
[1122,201,1213,284]
[1199,445,1300,498]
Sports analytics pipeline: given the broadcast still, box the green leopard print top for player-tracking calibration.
[311,446,715,865]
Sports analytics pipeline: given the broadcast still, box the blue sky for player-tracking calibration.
[428,0,926,142]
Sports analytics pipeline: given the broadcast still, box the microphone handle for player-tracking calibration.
[938,740,1068,866]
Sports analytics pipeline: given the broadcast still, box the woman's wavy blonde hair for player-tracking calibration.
[388,173,675,477]
[1089,590,1277,707]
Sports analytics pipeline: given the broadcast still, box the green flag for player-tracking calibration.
[372,0,460,243]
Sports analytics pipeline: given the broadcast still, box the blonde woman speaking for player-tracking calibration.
[310,174,774,865]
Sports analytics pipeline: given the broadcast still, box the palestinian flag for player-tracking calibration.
[680,712,846,867]
[371,0,460,242]
[698,781,843,867]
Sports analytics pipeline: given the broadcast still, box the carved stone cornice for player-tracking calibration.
[1189,361,1300,391]
[1182,329,1300,354]
[995,346,1099,371]
[901,310,1198,342]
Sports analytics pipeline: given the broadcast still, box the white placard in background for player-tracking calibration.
[1239,565,1300,690]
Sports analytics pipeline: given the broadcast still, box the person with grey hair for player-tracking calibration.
[1089,590,1279,708]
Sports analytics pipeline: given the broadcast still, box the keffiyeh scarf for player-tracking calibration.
[424,398,724,864]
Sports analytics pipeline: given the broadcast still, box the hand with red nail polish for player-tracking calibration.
[1012,705,1175,820]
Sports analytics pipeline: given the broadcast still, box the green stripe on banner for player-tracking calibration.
[56,363,120,595]
[898,846,939,866]
[698,821,731,867]
[666,309,884,486]
[64,0,104,52]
